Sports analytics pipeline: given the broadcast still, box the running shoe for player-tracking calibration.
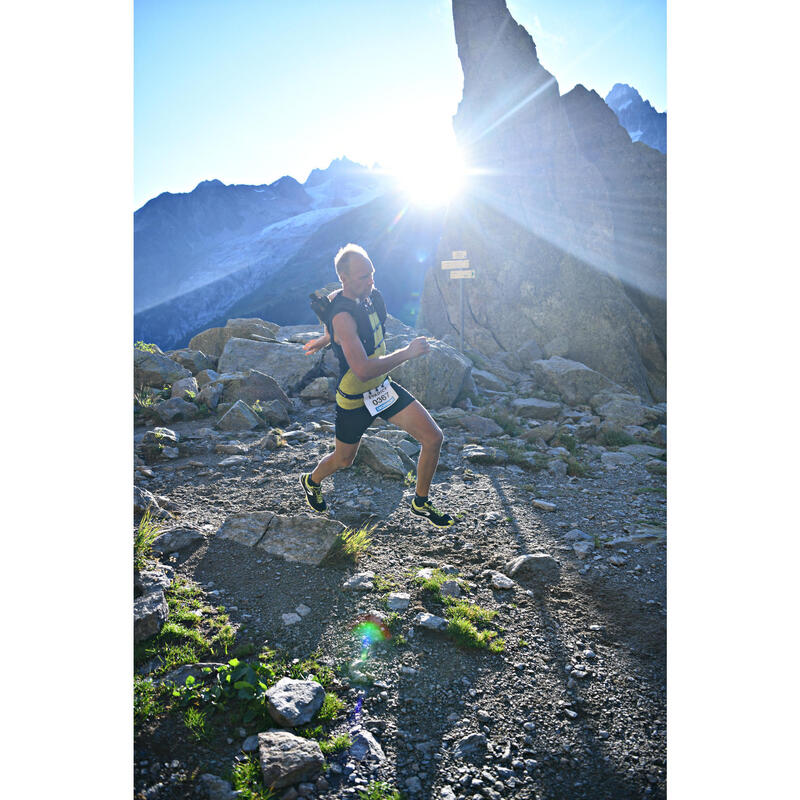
[410,498,455,527]
[300,473,327,512]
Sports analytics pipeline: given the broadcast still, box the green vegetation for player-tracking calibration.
[552,431,578,454]
[316,692,345,722]
[134,578,235,672]
[134,508,161,570]
[373,574,397,593]
[358,781,402,800]
[183,706,209,741]
[327,524,375,563]
[230,756,277,800]
[413,569,503,652]
[566,456,592,478]
[485,408,524,437]
[404,470,416,487]
[519,638,529,648]
[598,428,638,448]
[135,340,159,353]
[134,675,168,725]
[320,733,352,755]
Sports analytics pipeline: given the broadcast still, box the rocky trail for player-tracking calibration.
[133,320,666,800]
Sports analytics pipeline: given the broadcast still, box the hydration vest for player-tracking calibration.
[323,289,388,410]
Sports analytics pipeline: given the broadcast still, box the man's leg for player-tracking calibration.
[301,437,361,513]
[385,401,443,497]
[311,438,361,484]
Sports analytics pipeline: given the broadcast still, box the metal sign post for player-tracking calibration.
[441,251,474,352]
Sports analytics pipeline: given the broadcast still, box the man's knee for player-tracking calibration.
[421,424,443,450]
[333,445,358,468]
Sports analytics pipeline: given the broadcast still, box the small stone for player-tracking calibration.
[282,613,302,626]
[296,604,311,617]
[342,572,375,591]
[490,572,514,590]
[531,499,556,512]
[386,592,410,611]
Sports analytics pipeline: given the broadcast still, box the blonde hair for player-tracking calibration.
[334,243,371,279]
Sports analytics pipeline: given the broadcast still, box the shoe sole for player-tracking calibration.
[300,475,326,513]
[410,508,454,528]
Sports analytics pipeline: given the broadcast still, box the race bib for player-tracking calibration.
[363,379,398,416]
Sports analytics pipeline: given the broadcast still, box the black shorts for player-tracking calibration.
[335,381,416,444]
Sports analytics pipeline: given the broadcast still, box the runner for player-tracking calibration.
[300,243,454,527]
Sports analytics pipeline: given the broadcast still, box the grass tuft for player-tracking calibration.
[231,756,277,800]
[598,428,638,448]
[328,524,375,563]
[316,692,345,721]
[358,781,402,800]
[134,508,161,570]
[320,733,352,754]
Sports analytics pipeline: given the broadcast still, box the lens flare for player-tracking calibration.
[353,614,391,660]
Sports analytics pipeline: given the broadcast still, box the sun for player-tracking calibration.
[392,144,467,208]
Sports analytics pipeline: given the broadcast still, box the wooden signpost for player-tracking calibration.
[441,250,474,352]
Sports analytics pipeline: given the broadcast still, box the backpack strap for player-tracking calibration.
[370,289,387,326]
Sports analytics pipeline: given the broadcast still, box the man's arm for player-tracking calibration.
[332,311,429,382]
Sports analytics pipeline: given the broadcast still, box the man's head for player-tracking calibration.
[335,243,375,300]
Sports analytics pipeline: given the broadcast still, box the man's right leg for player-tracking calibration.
[300,438,361,513]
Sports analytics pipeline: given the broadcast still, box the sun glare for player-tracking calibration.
[393,145,466,208]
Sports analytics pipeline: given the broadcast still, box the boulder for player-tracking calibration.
[194,773,238,800]
[152,397,197,424]
[140,427,181,462]
[166,349,217,375]
[349,730,386,763]
[299,377,336,401]
[196,381,224,410]
[530,357,618,405]
[458,414,504,437]
[521,421,558,443]
[517,339,544,371]
[260,399,290,426]
[196,369,220,388]
[134,589,168,643]
[217,339,314,394]
[222,369,291,408]
[355,436,406,479]
[462,444,508,465]
[134,485,160,515]
[215,400,262,432]
[510,397,561,420]
[256,513,345,566]
[258,730,324,789]
[189,319,281,358]
[506,553,561,585]
[134,348,191,389]
[600,451,636,468]
[471,368,508,392]
[265,677,325,727]
[151,528,205,555]
[389,338,472,410]
[591,391,664,426]
[171,376,199,401]
[216,512,275,547]
[387,592,410,611]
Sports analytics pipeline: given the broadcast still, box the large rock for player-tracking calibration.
[134,349,191,389]
[152,397,197,424]
[166,348,217,375]
[530,357,617,406]
[215,399,262,432]
[189,318,281,358]
[134,589,168,643]
[510,397,561,420]
[216,512,275,547]
[506,553,561,585]
[217,339,314,394]
[355,435,406,478]
[265,678,325,727]
[299,377,336,401]
[591,391,664,426]
[258,730,324,789]
[171,376,199,400]
[471,368,508,392]
[256,513,345,565]
[388,338,472,409]
[151,527,205,555]
[222,369,291,408]
[419,1,665,402]
[196,381,224,410]
[349,730,386,763]
[458,414,504,437]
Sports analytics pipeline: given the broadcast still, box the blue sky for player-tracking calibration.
[135,0,665,209]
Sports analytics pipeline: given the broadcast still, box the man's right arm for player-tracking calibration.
[332,311,430,382]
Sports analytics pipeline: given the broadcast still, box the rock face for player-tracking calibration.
[217,339,314,394]
[257,730,324,789]
[605,83,666,154]
[419,0,665,402]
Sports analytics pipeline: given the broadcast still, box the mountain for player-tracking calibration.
[419,0,666,401]
[134,158,392,348]
[605,83,666,154]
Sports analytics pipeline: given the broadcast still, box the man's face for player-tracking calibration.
[344,255,375,300]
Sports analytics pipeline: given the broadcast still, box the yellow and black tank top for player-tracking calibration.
[328,289,388,410]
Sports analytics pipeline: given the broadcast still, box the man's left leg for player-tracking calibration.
[386,400,454,527]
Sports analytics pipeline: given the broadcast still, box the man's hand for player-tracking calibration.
[405,336,431,360]
[303,332,330,355]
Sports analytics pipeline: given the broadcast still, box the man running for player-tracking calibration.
[300,243,454,527]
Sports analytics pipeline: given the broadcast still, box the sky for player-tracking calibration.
[134,0,665,209]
